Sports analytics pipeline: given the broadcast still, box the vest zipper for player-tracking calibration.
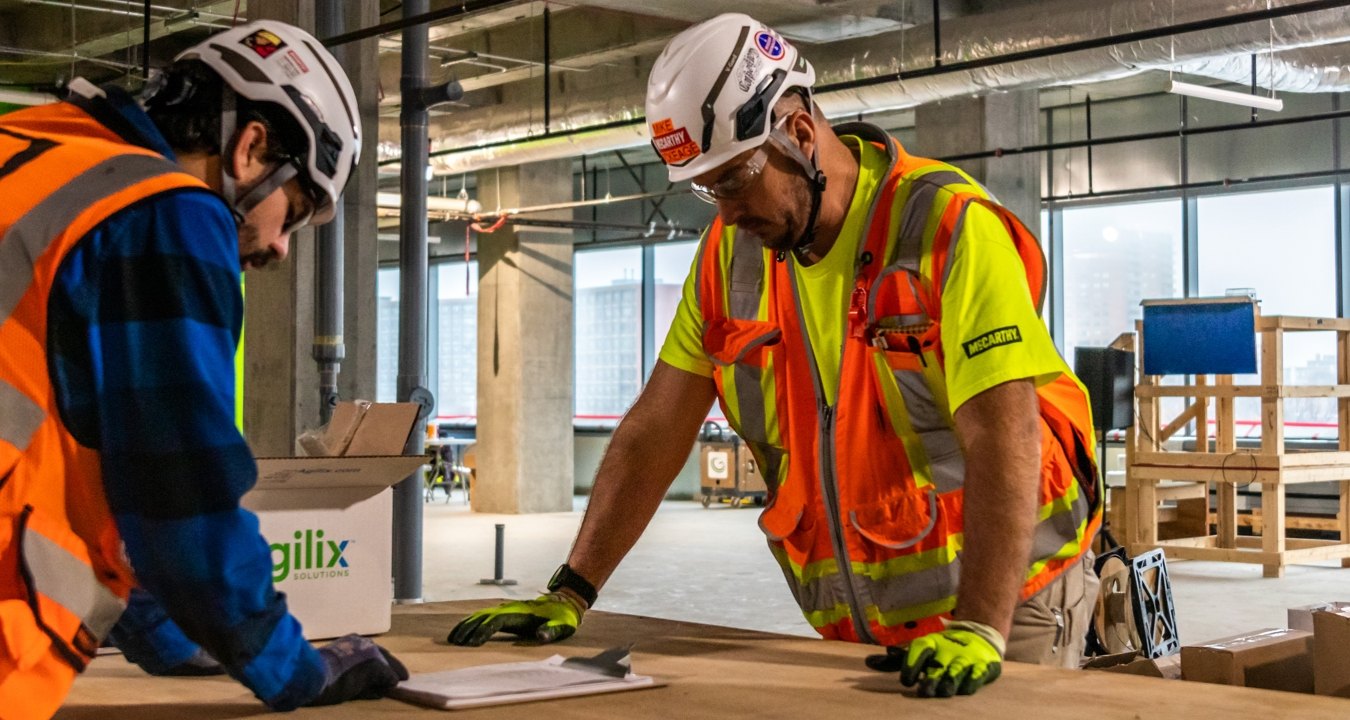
[787,260,874,644]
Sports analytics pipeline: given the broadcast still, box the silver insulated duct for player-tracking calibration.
[406,0,1350,175]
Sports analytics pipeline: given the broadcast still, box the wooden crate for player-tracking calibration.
[1124,308,1350,578]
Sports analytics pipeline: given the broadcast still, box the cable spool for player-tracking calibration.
[1091,553,1140,655]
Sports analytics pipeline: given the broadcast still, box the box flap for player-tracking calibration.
[345,403,420,456]
[1195,628,1308,652]
[253,456,427,491]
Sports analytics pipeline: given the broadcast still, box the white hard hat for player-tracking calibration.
[645,13,815,183]
[177,20,360,226]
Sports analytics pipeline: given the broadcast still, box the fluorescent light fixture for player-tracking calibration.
[778,15,910,43]
[0,89,56,106]
[1167,80,1283,112]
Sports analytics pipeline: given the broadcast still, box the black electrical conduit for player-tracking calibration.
[372,0,1350,167]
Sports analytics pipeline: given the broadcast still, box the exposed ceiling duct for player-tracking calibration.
[412,0,1350,176]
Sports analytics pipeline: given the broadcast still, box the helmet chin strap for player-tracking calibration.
[768,111,829,264]
[219,87,299,225]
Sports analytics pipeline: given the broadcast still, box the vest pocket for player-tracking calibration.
[703,318,781,367]
[848,487,938,552]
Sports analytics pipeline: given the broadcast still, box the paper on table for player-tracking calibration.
[391,647,656,711]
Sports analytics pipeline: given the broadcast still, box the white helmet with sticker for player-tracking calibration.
[177,20,360,226]
[645,13,815,183]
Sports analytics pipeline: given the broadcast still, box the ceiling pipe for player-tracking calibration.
[402,0,1350,175]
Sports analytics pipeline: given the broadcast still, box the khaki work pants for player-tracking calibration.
[1005,552,1099,668]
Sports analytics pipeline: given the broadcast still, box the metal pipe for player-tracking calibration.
[323,0,523,48]
[942,106,1350,163]
[543,5,551,134]
[395,0,431,605]
[142,0,150,79]
[314,0,345,426]
[1044,167,1350,203]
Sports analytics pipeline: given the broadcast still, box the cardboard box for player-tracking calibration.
[1181,629,1314,693]
[1313,610,1350,697]
[244,402,426,640]
[1289,601,1350,633]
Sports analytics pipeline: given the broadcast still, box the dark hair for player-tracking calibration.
[143,59,307,164]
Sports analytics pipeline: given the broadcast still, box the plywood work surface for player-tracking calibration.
[57,600,1350,719]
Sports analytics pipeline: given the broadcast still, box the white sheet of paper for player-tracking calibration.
[391,655,656,711]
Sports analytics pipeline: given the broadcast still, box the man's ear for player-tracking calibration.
[228,120,270,184]
[788,109,817,159]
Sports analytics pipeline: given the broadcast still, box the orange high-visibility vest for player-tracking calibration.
[0,90,208,720]
[698,123,1101,646]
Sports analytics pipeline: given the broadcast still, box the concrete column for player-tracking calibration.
[914,90,1041,225]
[474,160,575,513]
[243,0,315,457]
[337,0,382,404]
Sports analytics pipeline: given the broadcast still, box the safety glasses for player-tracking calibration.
[689,115,792,205]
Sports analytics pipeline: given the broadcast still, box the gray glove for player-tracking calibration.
[306,634,409,706]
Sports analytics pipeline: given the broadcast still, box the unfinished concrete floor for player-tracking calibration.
[420,496,1350,646]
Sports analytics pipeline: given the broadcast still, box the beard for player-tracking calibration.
[743,172,815,253]
[237,222,278,270]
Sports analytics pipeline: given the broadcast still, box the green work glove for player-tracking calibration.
[447,592,585,647]
[865,620,1005,698]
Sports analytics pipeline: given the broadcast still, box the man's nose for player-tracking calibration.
[270,235,290,263]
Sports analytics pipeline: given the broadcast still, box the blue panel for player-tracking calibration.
[1141,300,1257,375]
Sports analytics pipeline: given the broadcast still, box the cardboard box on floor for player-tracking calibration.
[1289,601,1350,633]
[1313,609,1350,697]
[1180,628,1314,693]
[243,401,427,640]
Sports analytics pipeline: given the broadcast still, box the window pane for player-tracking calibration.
[1061,199,1184,368]
[376,268,400,403]
[652,241,697,354]
[1199,186,1337,438]
[575,248,643,418]
[436,262,478,420]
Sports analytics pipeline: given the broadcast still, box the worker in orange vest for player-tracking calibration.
[0,21,404,718]
[451,13,1101,699]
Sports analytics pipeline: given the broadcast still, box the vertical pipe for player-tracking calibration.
[543,5,551,134]
[315,0,346,426]
[1250,53,1259,124]
[395,0,430,604]
[1085,94,1094,196]
[931,0,942,67]
[493,523,505,580]
[142,0,151,79]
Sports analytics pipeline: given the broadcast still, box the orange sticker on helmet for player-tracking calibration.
[652,126,699,166]
[652,118,675,135]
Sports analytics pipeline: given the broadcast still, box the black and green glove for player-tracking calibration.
[447,592,585,647]
[865,620,1005,698]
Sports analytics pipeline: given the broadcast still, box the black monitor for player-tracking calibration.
[1074,347,1135,433]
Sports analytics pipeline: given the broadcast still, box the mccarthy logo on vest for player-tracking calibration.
[963,325,1023,358]
[271,529,352,582]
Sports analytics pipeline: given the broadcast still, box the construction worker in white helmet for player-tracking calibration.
[0,21,404,718]
[450,13,1103,700]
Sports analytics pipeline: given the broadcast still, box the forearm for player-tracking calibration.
[952,380,1042,639]
[568,410,698,590]
[567,361,715,591]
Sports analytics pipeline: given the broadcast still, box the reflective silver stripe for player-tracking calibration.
[1032,489,1091,560]
[894,171,967,268]
[0,153,182,324]
[22,529,126,641]
[775,550,960,620]
[734,362,768,445]
[0,378,44,451]
[860,556,961,617]
[749,441,785,493]
[940,200,976,295]
[893,369,966,495]
[728,233,763,321]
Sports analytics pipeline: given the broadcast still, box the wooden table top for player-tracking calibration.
[56,599,1350,719]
